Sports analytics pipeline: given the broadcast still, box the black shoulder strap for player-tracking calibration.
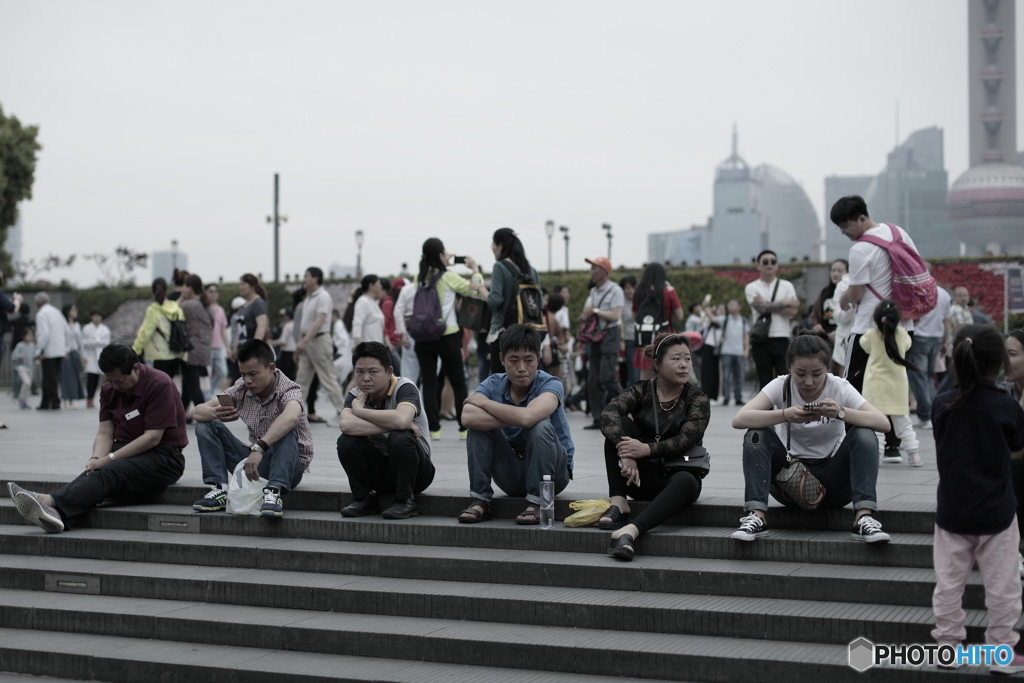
[781,374,791,455]
[770,279,780,303]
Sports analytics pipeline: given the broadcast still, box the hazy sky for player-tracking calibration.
[3,0,1022,287]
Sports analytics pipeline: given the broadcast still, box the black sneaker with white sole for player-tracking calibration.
[852,514,890,543]
[192,487,228,512]
[730,512,767,541]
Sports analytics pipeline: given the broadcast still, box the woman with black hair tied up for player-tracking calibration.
[598,331,710,561]
[408,237,485,440]
[631,263,683,381]
[486,227,541,374]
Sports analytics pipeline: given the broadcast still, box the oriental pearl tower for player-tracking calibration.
[947,0,1024,256]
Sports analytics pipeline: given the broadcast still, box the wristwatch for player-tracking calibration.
[108,452,116,461]
[836,406,846,421]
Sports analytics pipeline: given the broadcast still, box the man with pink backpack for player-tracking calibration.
[832,195,937,464]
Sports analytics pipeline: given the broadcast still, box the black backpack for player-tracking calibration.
[499,260,547,341]
[634,286,668,347]
[160,314,193,353]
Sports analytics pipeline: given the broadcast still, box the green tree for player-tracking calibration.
[0,104,42,275]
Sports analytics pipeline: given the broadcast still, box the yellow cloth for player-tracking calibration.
[132,299,186,362]
[859,327,911,415]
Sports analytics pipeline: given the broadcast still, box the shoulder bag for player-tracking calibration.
[649,379,710,479]
[772,377,826,510]
[749,279,780,344]
[577,288,612,345]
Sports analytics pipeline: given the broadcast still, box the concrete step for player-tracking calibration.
[0,500,937,568]
[0,626,664,683]
[0,554,1009,646]
[1,479,939,533]
[0,524,990,609]
[0,600,979,682]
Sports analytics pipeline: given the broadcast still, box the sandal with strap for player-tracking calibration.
[515,505,540,526]
[598,504,630,531]
[608,533,636,562]
[457,498,491,524]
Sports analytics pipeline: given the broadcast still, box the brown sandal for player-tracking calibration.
[515,505,540,526]
[457,498,491,524]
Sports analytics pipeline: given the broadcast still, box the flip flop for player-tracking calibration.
[515,505,539,526]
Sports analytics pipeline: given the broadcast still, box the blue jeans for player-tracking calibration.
[466,419,570,505]
[196,420,303,494]
[721,354,745,404]
[907,334,941,422]
[740,426,879,513]
[207,347,228,400]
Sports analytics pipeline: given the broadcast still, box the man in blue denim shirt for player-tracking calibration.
[459,324,574,525]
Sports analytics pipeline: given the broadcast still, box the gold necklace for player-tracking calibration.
[656,381,681,411]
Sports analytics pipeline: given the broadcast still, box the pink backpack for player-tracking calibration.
[859,223,937,320]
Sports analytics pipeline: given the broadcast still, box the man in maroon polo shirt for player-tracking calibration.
[6,344,187,533]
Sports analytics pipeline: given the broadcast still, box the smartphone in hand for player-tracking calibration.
[217,393,234,408]
[453,256,467,265]
[802,402,824,410]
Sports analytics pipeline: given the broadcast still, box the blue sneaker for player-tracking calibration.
[260,487,283,517]
[192,487,227,512]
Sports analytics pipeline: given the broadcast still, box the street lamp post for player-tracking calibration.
[559,225,570,273]
[355,230,365,278]
[265,173,288,283]
[545,220,555,272]
[602,223,612,262]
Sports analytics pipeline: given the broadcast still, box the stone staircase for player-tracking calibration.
[0,480,1008,682]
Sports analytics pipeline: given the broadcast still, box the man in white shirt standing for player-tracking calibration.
[833,195,927,463]
[295,267,346,419]
[744,250,800,390]
[33,292,68,412]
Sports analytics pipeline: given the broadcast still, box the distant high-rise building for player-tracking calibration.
[649,128,820,267]
[151,250,188,282]
[6,209,23,267]
[866,126,959,258]
[947,0,1024,256]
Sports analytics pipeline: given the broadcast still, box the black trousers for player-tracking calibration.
[40,357,62,409]
[603,416,702,536]
[700,345,720,399]
[415,332,467,432]
[751,338,788,390]
[49,443,185,525]
[337,431,435,502]
[86,373,101,400]
[180,364,205,412]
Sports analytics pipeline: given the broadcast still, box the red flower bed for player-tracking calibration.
[932,263,1007,324]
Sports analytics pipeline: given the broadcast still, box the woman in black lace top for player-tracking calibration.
[598,331,711,560]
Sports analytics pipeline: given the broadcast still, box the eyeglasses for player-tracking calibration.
[760,258,777,266]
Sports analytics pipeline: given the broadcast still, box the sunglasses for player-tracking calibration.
[760,258,777,266]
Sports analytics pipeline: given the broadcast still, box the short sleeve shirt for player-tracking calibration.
[241,297,268,341]
[100,364,188,447]
[474,369,575,473]
[848,223,919,334]
[744,277,798,338]
[583,281,624,329]
[225,369,314,471]
[300,287,333,336]
[344,375,430,455]
[761,374,866,460]
[210,304,228,350]
[914,286,950,338]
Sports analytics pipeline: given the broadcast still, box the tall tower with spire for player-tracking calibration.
[947,0,1024,256]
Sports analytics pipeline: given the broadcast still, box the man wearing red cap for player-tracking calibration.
[579,257,624,429]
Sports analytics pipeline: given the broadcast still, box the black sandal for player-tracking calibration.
[515,505,540,526]
[598,504,629,531]
[457,498,491,524]
[608,533,636,561]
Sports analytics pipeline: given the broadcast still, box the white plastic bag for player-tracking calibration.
[226,460,267,516]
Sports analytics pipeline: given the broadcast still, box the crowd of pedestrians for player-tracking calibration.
[4,200,1024,667]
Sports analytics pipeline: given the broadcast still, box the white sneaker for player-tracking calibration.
[730,512,767,541]
[1018,553,1024,579]
[9,483,64,533]
[908,452,923,468]
[917,419,932,430]
[990,652,1024,675]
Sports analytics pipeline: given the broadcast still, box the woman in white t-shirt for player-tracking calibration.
[729,334,893,544]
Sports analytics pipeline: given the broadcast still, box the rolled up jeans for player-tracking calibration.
[466,419,570,505]
[740,425,880,513]
[196,420,303,494]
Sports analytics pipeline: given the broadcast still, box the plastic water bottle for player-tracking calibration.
[539,475,554,529]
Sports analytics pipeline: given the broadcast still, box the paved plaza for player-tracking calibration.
[0,387,940,516]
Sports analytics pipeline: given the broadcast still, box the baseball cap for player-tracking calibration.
[585,256,613,274]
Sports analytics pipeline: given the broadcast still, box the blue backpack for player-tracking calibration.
[407,272,447,342]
